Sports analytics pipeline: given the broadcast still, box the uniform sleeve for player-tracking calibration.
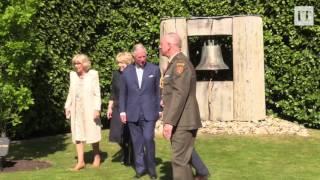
[164,60,191,126]
[92,70,101,111]
[64,72,73,109]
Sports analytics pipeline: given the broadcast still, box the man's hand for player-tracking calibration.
[160,99,164,108]
[159,112,163,118]
[163,123,173,140]
[120,114,127,124]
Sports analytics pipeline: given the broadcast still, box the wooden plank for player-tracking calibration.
[250,17,266,121]
[210,81,234,121]
[196,82,209,121]
[196,81,233,121]
[159,18,188,74]
[232,16,266,121]
[187,18,232,36]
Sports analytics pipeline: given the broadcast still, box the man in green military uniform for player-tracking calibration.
[160,32,204,180]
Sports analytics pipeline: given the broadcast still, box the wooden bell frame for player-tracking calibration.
[159,16,266,121]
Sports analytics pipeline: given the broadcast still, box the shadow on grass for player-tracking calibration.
[7,134,69,160]
[111,149,122,162]
[158,160,172,180]
[76,151,108,165]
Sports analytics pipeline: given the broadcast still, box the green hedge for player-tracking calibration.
[2,0,319,138]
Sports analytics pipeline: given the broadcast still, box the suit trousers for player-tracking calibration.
[171,129,197,180]
[128,119,156,176]
[191,149,209,176]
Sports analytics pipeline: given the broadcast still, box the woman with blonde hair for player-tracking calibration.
[107,52,134,165]
[65,53,102,170]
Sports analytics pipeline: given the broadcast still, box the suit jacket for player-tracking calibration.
[64,69,102,143]
[162,52,202,130]
[119,62,161,122]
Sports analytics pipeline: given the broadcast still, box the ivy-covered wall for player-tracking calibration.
[1,0,318,138]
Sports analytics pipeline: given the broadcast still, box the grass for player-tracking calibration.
[1,129,320,180]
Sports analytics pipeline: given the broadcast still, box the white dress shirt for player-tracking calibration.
[135,65,144,88]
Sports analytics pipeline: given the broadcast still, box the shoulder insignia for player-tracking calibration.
[175,62,185,74]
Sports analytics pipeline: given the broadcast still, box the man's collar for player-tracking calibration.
[135,63,146,69]
[168,52,180,63]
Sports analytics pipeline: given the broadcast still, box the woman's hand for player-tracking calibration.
[65,109,71,119]
[107,101,113,120]
[107,108,112,119]
[94,110,100,121]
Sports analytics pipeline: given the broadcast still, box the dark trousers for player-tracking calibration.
[121,124,134,165]
[128,119,156,176]
[191,149,209,176]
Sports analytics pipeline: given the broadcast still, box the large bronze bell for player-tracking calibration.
[196,40,229,70]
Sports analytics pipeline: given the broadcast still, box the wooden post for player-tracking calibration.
[233,16,266,121]
[159,18,188,74]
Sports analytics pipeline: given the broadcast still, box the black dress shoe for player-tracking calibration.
[194,173,210,180]
[134,172,145,179]
[133,174,141,179]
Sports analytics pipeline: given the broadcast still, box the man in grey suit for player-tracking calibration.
[160,32,209,180]
[119,43,160,179]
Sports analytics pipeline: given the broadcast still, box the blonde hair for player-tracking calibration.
[116,52,134,65]
[72,53,91,72]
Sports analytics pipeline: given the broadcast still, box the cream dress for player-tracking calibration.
[64,69,102,144]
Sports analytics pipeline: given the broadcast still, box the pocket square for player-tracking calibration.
[148,74,155,78]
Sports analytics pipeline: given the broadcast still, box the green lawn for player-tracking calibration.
[1,129,320,180]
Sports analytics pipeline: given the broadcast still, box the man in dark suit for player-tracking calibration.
[119,43,160,179]
[160,32,208,180]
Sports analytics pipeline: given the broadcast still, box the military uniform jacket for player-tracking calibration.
[162,52,202,130]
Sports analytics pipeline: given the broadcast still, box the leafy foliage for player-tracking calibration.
[2,0,319,138]
[0,0,43,136]
[260,0,320,126]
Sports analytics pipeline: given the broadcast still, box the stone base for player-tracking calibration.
[156,116,309,136]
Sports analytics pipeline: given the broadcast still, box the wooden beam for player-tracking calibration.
[187,18,232,36]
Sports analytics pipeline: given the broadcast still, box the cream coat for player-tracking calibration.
[64,69,102,144]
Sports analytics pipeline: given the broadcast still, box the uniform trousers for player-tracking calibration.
[171,129,197,180]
